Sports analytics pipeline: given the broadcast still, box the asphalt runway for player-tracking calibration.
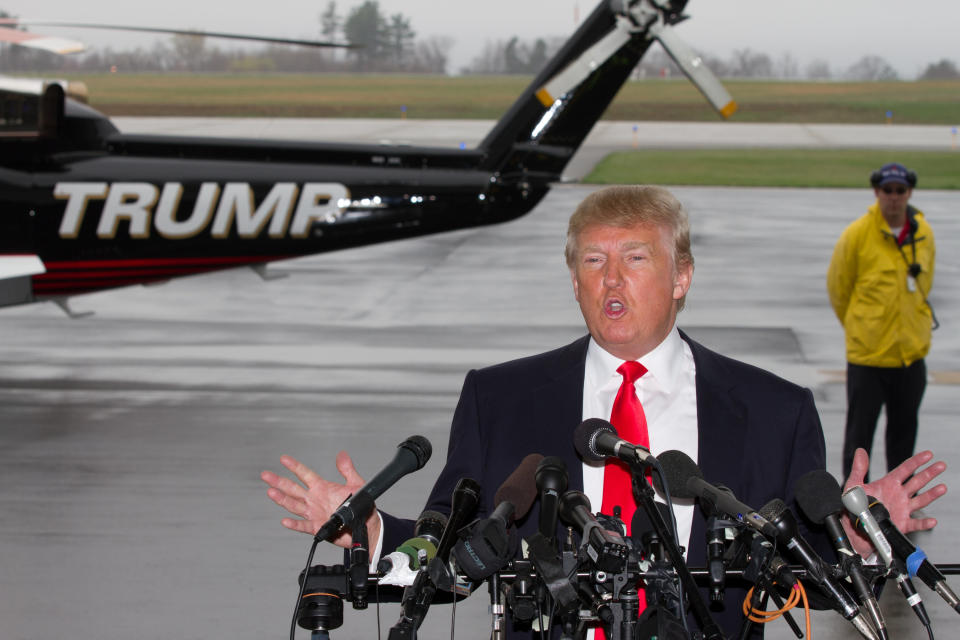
[3,120,960,640]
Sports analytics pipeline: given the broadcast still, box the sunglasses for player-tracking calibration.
[882,186,907,195]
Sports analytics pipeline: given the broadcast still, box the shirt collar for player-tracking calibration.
[585,325,684,393]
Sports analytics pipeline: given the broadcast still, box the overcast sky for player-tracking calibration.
[6,1,959,77]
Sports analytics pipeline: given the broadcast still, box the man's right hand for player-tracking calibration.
[261,451,381,549]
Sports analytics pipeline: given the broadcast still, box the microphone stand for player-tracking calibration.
[737,535,803,640]
[631,470,726,640]
[489,571,507,640]
[348,523,370,610]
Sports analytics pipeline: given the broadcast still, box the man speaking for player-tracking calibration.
[263,185,946,638]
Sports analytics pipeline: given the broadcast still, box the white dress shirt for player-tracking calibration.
[581,324,699,552]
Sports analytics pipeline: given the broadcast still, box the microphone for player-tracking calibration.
[452,454,541,581]
[654,450,780,540]
[841,486,894,566]
[574,418,653,468]
[435,478,482,563]
[535,456,568,543]
[559,490,629,572]
[795,470,886,639]
[314,436,433,542]
[759,499,878,640]
[868,498,960,614]
[314,435,432,542]
[378,510,448,580]
[388,479,481,638]
[843,486,932,632]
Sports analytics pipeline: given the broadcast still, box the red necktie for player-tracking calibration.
[601,360,649,534]
[598,361,649,633]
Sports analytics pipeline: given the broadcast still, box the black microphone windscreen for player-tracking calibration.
[535,456,568,492]
[758,498,788,522]
[414,510,448,544]
[494,453,543,519]
[794,469,844,525]
[400,435,432,469]
[559,490,592,525]
[631,501,672,538]
[573,418,617,463]
[653,449,703,499]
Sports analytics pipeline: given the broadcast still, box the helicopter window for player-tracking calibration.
[0,82,63,138]
[0,89,40,135]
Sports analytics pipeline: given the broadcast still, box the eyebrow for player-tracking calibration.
[579,240,655,254]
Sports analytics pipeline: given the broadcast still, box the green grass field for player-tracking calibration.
[585,150,960,188]
[51,73,960,124]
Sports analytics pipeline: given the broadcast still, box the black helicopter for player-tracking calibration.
[0,0,734,315]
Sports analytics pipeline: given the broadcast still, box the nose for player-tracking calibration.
[603,261,623,288]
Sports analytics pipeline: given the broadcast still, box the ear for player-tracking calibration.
[673,261,693,301]
[570,269,581,302]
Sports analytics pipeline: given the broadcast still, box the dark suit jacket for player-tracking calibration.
[381,331,829,638]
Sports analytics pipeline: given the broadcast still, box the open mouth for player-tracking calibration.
[604,299,625,318]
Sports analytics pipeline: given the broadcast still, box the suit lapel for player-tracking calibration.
[681,331,750,563]
[530,335,590,494]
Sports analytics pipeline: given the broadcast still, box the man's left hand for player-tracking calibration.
[842,448,947,557]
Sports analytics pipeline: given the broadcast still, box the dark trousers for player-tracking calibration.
[842,360,927,480]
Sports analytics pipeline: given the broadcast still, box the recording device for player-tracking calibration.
[758,499,878,639]
[427,477,482,591]
[843,486,932,631]
[654,449,780,540]
[573,418,654,468]
[868,498,960,614]
[842,487,894,566]
[378,511,448,586]
[558,490,629,573]
[390,479,482,640]
[314,435,432,543]
[452,454,542,581]
[535,456,568,543]
[795,470,886,638]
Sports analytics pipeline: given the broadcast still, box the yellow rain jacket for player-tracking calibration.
[827,203,935,367]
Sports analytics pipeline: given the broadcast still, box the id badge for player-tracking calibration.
[907,274,917,292]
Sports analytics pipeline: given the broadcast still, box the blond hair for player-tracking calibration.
[565,185,694,308]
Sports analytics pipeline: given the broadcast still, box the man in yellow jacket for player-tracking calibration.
[828,162,936,479]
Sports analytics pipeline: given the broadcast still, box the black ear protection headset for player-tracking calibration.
[870,167,918,188]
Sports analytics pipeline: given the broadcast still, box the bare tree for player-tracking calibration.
[775,52,799,79]
[805,58,832,80]
[728,48,774,78]
[466,39,508,74]
[386,13,416,66]
[171,33,207,71]
[412,36,452,74]
[844,55,899,81]
[320,1,341,41]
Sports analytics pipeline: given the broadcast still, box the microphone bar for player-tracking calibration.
[340,564,845,599]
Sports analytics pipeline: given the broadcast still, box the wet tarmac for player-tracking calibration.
[3,126,960,640]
